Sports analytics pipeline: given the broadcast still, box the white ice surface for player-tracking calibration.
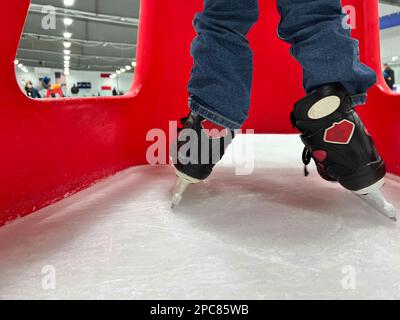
[0,135,400,300]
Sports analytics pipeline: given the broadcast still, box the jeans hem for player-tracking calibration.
[351,93,367,106]
[189,96,243,129]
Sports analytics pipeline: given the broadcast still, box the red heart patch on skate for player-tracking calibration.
[324,120,355,145]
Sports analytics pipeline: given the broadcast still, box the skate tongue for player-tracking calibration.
[292,84,350,133]
[292,99,330,134]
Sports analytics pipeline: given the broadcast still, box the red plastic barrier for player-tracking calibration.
[0,0,399,225]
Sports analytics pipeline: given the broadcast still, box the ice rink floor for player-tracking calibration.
[0,135,399,300]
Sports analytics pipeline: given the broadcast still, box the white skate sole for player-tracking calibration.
[353,178,397,222]
[171,171,201,209]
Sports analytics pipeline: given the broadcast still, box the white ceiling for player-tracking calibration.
[379,3,400,16]
[379,3,400,64]
[17,0,140,72]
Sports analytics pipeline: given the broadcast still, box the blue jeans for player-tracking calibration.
[187,0,377,129]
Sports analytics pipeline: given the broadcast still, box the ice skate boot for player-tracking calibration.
[170,112,234,208]
[291,83,396,221]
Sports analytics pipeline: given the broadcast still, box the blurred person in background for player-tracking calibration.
[383,63,395,90]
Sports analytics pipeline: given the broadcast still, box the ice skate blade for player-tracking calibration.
[171,171,200,209]
[353,183,397,222]
[171,179,189,209]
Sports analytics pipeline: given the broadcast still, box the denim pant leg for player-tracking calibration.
[188,0,259,129]
[277,0,377,106]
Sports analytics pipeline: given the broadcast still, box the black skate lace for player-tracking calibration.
[291,112,311,177]
[302,147,312,177]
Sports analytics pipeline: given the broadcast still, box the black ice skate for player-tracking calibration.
[170,112,234,208]
[291,83,396,221]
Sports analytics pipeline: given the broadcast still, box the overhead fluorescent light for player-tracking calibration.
[63,0,75,7]
[131,61,137,67]
[63,41,72,49]
[125,65,132,71]
[14,60,19,65]
[63,17,73,26]
[64,50,71,55]
[63,32,72,39]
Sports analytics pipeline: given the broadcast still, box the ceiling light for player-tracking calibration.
[116,70,121,75]
[131,61,137,67]
[23,68,28,73]
[64,56,71,61]
[120,68,126,73]
[63,41,72,49]
[63,0,75,7]
[18,63,23,68]
[125,65,131,71]
[63,17,73,26]
[63,32,72,39]
[392,56,399,62]
[64,50,71,55]
[14,60,19,65]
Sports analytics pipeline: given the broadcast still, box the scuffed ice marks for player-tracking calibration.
[0,135,399,299]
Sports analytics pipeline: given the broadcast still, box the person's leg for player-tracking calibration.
[170,1,259,207]
[187,0,259,130]
[277,0,396,219]
[277,0,376,105]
